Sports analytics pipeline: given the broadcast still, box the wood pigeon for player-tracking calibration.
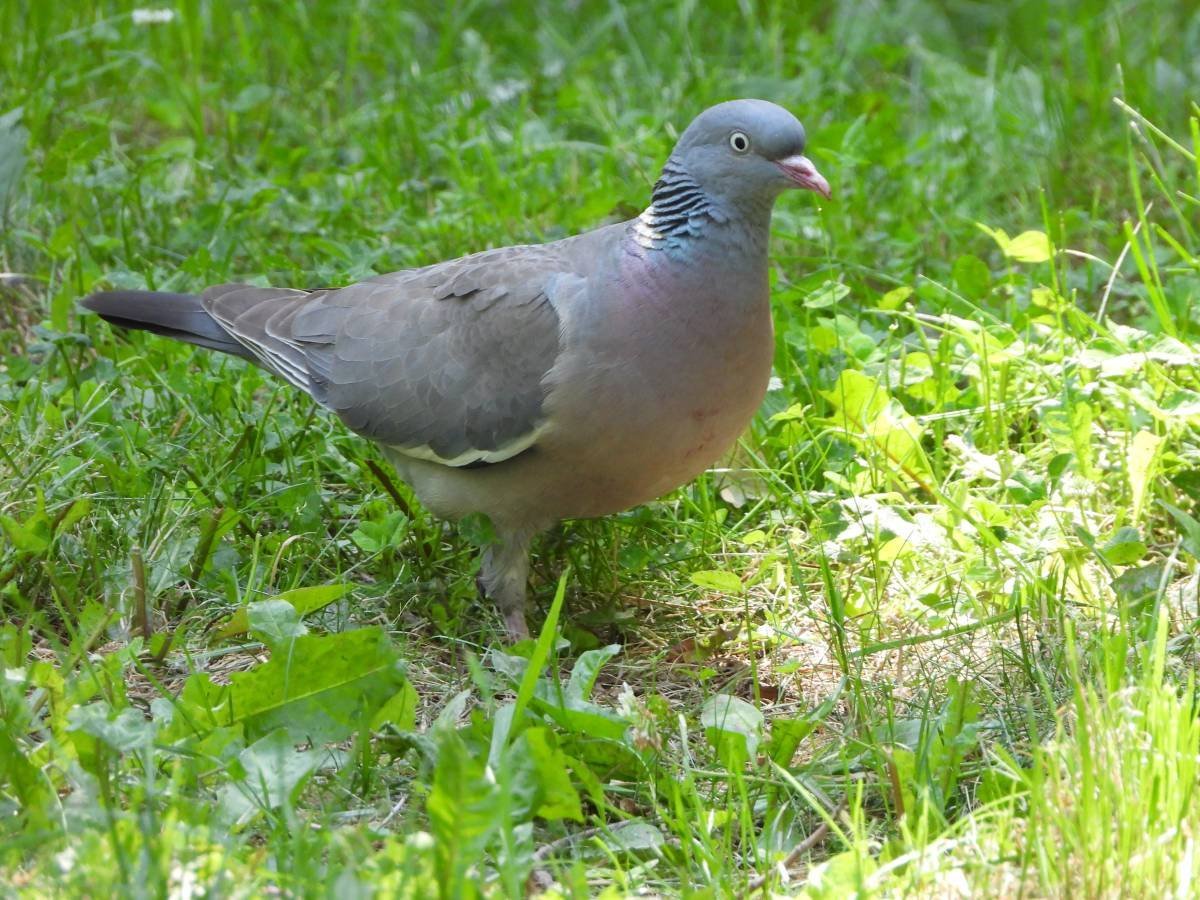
[83,99,831,639]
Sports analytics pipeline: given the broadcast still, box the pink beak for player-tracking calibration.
[775,154,831,199]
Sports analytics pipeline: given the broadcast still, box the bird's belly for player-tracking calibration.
[568,394,762,514]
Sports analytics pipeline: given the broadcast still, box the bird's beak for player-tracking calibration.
[775,154,831,199]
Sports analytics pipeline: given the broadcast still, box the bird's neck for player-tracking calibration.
[630,158,772,260]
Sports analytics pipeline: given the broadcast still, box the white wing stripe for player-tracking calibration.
[389,422,547,468]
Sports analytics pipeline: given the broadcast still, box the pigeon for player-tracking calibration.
[82,99,830,640]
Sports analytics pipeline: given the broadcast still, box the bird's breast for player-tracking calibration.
[540,251,775,514]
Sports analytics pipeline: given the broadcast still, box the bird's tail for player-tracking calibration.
[81,290,253,360]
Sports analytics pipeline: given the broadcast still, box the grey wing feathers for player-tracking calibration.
[202,284,323,391]
[201,247,570,466]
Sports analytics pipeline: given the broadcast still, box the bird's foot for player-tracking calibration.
[502,608,531,643]
[477,573,531,643]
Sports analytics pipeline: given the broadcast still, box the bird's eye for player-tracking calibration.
[729,131,750,153]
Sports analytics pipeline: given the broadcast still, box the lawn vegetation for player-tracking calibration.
[3,1,1200,895]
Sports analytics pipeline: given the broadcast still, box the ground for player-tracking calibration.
[2,1,1200,896]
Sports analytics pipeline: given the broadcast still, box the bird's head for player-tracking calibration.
[668,99,830,209]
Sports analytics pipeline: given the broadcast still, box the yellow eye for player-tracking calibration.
[729,131,751,153]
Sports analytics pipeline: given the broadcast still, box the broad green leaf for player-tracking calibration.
[807,323,838,353]
[1160,501,1200,559]
[975,224,1052,262]
[804,281,850,309]
[1133,387,1200,423]
[765,717,817,766]
[273,584,355,616]
[1113,564,1164,604]
[1030,286,1068,311]
[821,368,887,425]
[863,403,933,480]
[0,106,28,210]
[217,583,352,638]
[701,694,763,770]
[228,83,273,112]
[806,850,879,900]
[823,370,932,483]
[975,750,1025,806]
[946,317,1022,364]
[952,254,990,299]
[504,727,583,822]
[998,230,1056,262]
[164,673,233,741]
[604,820,665,853]
[0,731,53,829]
[23,660,66,740]
[845,331,880,361]
[1100,527,1147,566]
[975,222,1010,250]
[889,744,918,816]
[218,728,323,827]
[457,512,496,547]
[432,689,472,733]
[770,402,810,423]
[55,498,91,535]
[565,644,621,702]
[826,313,864,345]
[1048,452,1073,482]
[898,348,941,379]
[1004,230,1053,262]
[690,569,743,593]
[938,679,981,802]
[766,684,843,766]
[1128,430,1164,524]
[906,377,958,405]
[226,627,407,743]
[486,648,530,682]
[350,510,409,553]
[146,534,199,596]
[0,512,51,554]
[878,285,913,310]
[248,598,309,649]
[68,705,156,753]
[1004,469,1047,505]
[1041,402,1094,479]
[488,703,518,770]
[532,688,631,741]
[371,679,419,732]
[1160,389,1200,417]
[426,729,504,893]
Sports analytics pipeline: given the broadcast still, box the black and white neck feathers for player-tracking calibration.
[633,158,730,251]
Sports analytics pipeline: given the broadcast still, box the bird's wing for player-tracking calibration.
[201,244,582,467]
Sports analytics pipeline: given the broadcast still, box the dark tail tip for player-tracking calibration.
[82,290,252,359]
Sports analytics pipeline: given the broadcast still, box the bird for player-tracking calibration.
[82,99,830,641]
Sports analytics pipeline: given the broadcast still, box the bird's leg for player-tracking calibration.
[477,527,536,642]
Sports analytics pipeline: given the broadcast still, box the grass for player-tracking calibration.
[2,0,1200,895]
